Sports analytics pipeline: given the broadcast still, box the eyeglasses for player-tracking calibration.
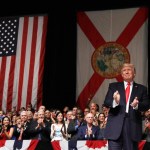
[86,117,94,118]
[77,113,83,117]
[77,113,82,115]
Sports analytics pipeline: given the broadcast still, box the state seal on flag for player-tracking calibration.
[91,42,130,79]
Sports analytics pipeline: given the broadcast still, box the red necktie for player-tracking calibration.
[125,82,130,103]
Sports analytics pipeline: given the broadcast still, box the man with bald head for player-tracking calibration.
[77,112,99,140]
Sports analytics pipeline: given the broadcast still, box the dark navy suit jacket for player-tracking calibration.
[77,125,99,140]
[104,81,150,142]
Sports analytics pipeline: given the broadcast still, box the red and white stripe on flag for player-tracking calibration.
[51,140,69,150]
[51,140,145,150]
[76,7,148,110]
[51,140,108,150]
[0,140,145,150]
[0,140,39,150]
[77,140,108,150]
[0,15,48,112]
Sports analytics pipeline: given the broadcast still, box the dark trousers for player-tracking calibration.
[108,117,138,150]
[143,142,150,150]
[68,139,77,150]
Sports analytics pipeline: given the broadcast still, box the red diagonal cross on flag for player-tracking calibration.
[76,8,148,110]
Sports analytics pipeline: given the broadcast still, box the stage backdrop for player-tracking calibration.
[76,7,148,110]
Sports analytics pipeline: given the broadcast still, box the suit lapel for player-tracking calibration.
[129,82,138,103]
[118,82,126,105]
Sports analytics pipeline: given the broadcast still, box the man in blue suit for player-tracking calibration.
[104,63,150,150]
[77,113,99,140]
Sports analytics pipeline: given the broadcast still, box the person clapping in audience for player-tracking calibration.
[51,111,68,141]
[67,109,86,140]
[77,113,99,140]
[97,112,106,140]
[142,109,150,150]
[0,116,14,140]
[29,109,51,141]
[13,116,24,140]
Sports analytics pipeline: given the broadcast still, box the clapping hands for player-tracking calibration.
[113,91,120,104]
[130,97,139,108]
[86,128,92,136]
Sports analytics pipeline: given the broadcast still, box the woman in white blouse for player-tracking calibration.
[50,111,68,141]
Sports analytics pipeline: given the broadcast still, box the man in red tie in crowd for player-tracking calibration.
[104,63,150,150]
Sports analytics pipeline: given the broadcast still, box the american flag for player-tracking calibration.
[0,15,48,112]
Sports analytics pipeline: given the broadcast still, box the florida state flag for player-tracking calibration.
[76,7,148,110]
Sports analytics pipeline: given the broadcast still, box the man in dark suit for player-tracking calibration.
[104,63,150,150]
[28,109,51,141]
[67,108,85,140]
[77,112,99,140]
[67,108,86,150]
[13,111,31,140]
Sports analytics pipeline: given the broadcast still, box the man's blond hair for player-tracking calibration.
[121,63,136,73]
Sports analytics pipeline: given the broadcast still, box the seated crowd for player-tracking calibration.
[0,102,150,143]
